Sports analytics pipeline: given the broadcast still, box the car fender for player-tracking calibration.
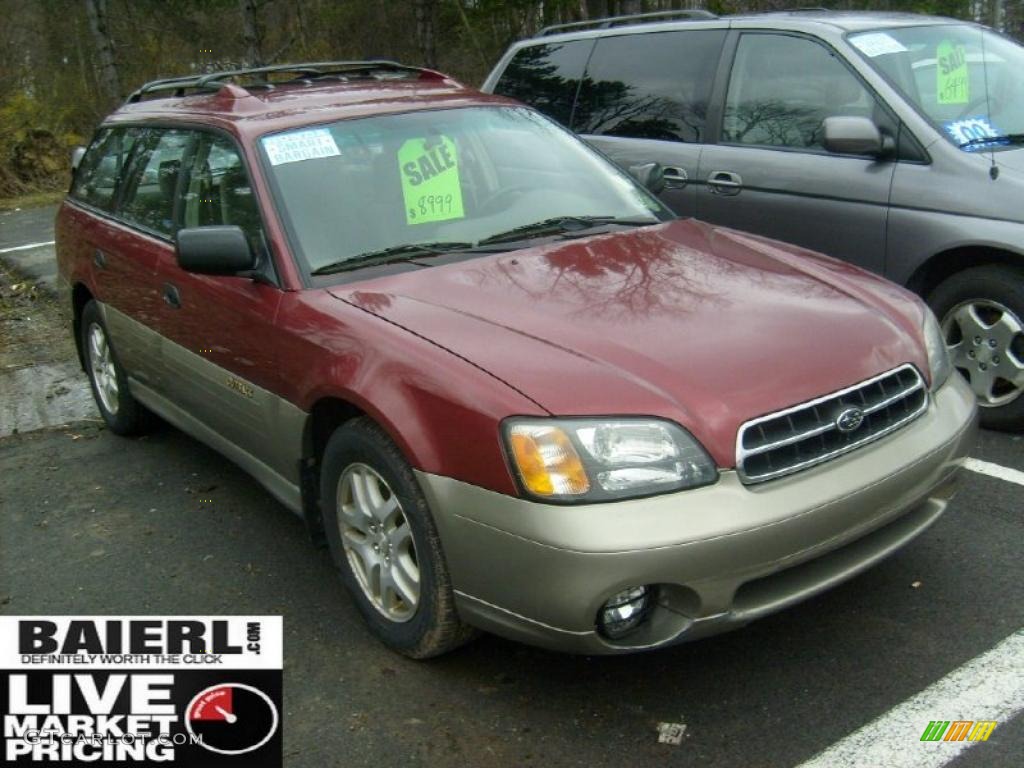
[279,290,548,497]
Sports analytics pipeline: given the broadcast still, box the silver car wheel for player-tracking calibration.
[942,299,1024,408]
[337,463,420,622]
[87,322,120,415]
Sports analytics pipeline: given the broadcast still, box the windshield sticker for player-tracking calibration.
[263,128,340,166]
[850,32,908,58]
[398,135,465,225]
[943,116,1006,151]
[937,40,970,105]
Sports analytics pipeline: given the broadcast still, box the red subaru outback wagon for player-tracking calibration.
[57,62,978,657]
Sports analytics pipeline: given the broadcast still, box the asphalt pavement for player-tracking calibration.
[0,203,60,291]
[1,203,1021,768]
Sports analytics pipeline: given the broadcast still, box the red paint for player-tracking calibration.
[58,78,934,498]
[327,219,930,469]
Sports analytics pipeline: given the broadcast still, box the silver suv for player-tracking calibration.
[483,9,1024,430]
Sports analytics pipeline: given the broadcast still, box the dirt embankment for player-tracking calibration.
[0,130,70,199]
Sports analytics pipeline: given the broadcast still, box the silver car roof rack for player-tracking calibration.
[125,61,445,104]
[536,9,717,37]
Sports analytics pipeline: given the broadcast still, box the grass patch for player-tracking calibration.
[0,190,64,212]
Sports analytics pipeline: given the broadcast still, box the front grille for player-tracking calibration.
[736,364,928,484]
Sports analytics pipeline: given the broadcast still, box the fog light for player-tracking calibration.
[598,585,653,640]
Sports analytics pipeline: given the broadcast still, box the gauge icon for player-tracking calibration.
[185,683,279,756]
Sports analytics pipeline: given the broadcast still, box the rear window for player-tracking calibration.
[574,30,726,143]
[492,40,594,127]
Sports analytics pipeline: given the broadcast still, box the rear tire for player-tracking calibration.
[80,300,155,435]
[928,265,1024,432]
[320,417,477,658]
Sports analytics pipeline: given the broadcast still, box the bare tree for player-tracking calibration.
[993,0,1006,31]
[239,0,264,66]
[83,0,120,106]
[414,0,438,68]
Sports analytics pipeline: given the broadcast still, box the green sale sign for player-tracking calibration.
[398,135,465,225]
[936,40,969,105]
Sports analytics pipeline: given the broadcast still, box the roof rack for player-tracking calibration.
[125,61,447,104]
[536,9,717,37]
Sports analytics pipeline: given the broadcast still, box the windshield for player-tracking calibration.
[849,25,1024,151]
[259,106,670,275]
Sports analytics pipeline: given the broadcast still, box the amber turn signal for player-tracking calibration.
[508,425,590,497]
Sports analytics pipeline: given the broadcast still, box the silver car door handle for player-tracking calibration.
[662,166,688,189]
[707,171,743,196]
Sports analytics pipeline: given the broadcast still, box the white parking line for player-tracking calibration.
[0,240,55,254]
[964,457,1024,487]
[795,629,1024,768]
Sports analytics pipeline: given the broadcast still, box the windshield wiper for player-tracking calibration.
[311,216,660,275]
[959,133,1024,149]
[311,241,476,275]
[477,216,658,246]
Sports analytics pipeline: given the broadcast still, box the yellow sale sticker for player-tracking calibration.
[937,40,969,105]
[398,136,465,225]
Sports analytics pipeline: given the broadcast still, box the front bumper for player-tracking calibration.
[416,374,978,654]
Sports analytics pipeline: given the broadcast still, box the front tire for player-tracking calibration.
[80,300,154,435]
[929,265,1024,431]
[320,417,477,658]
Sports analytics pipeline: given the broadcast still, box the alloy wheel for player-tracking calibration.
[942,299,1024,407]
[336,463,420,622]
[88,322,120,415]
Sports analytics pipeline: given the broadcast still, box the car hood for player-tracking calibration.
[327,219,929,467]
[995,145,1024,175]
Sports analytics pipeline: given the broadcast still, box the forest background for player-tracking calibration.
[0,0,1018,201]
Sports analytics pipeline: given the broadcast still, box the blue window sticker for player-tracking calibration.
[943,116,1009,152]
[262,128,340,166]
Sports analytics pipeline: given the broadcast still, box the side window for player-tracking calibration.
[723,34,881,150]
[70,128,137,211]
[574,30,726,143]
[119,129,193,237]
[183,134,265,255]
[492,40,594,127]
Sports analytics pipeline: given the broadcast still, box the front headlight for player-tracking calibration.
[504,418,718,503]
[922,307,952,390]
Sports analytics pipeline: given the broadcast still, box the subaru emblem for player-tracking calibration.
[835,407,865,434]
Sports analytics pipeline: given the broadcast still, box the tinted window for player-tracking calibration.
[574,30,726,143]
[182,133,265,254]
[119,129,193,237]
[70,128,137,211]
[723,34,880,150]
[493,40,594,126]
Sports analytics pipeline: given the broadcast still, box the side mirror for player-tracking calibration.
[823,117,894,158]
[70,146,86,172]
[628,162,666,194]
[176,226,256,276]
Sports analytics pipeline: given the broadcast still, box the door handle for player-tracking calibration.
[162,282,181,309]
[93,249,107,269]
[707,170,743,196]
[663,166,688,189]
